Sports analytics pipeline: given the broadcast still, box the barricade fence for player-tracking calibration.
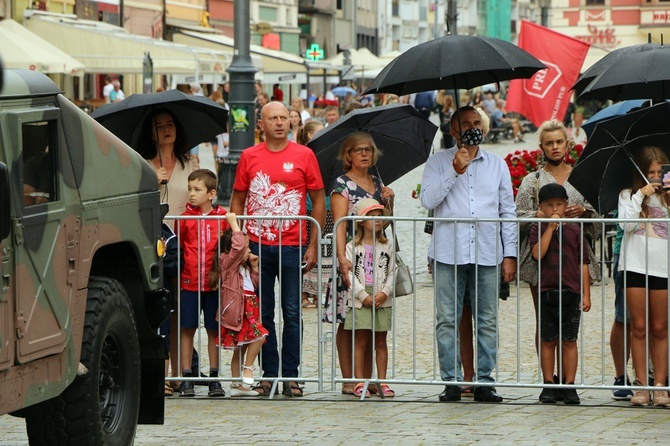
[160,214,669,400]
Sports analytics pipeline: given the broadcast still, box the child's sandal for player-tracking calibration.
[380,384,395,398]
[353,382,370,397]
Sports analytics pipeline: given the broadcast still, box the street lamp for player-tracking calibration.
[220,0,257,205]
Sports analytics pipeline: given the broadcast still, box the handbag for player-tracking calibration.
[395,253,413,297]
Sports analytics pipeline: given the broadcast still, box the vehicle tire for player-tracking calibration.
[26,277,141,446]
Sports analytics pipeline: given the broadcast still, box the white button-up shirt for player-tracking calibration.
[420,147,517,266]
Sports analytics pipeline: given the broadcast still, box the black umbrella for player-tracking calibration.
[578,48,670,101]
[568,102,670,214]
[572,43,662,93]
[306,103,438,192]
[363,34,546,96]
[91,89,228,158]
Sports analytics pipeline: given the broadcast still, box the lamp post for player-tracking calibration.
[220,0,257,204]
[447,0,457,34]
[539,0,551,27]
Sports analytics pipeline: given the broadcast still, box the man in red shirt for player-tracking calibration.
[231,101,325,397]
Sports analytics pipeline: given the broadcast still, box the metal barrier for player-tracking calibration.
[161,213,670,400]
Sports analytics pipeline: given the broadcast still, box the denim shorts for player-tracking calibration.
[180,290,219,330]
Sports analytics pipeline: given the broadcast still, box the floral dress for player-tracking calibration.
[515,168,601,286]
[322,173,385,324]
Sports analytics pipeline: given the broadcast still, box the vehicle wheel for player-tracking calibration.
[26,277,141,446]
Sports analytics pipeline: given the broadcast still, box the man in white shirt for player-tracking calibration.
[421,106,517,403]
[103,76,114,103]
[109,80,125,103]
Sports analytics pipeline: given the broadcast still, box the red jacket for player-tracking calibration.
[179,204,229,291]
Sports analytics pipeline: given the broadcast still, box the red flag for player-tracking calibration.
[507,21,590,127]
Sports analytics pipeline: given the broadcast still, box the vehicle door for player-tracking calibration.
[10,108,79,363]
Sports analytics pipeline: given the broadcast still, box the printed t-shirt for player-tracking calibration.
[233,141,324,245]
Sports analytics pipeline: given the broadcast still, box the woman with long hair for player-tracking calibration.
[618,146,670,406]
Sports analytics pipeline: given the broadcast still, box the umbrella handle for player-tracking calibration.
[623,147,649,184]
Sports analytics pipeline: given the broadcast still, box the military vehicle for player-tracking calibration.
[0,68,169,445]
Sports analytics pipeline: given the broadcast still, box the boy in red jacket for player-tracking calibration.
[178,169,229,397]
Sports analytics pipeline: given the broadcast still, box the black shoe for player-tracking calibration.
[208,381,225,397]
[473,386,503,403]
[438,385,462,402]
[563,387,581,405]
[539,384,557,404]
[179,380,195,397]
[554,375,564,401]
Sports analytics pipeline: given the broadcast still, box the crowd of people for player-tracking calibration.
[104,76,666,407]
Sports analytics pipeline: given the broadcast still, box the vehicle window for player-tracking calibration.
[22,121,57,206]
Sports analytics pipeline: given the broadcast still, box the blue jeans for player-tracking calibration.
[251,242,304,378]
[434,262,499,383]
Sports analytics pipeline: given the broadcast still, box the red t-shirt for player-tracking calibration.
[233,141,324,245]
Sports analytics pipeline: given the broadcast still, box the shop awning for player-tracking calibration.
[173,31,308,83]
[0,19,85,76]
[25,14,229,75]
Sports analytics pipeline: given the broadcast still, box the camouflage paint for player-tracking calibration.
[0,70,164,415]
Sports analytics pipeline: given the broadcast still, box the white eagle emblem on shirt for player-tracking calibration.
[283,162,294,172]
[248,171,302,241]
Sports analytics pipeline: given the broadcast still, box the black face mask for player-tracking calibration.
[460,128,484,146]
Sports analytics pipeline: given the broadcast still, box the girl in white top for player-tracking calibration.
[618,145,670,407]
[344,198,395,398]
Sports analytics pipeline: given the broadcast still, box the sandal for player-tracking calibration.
[341,383,356,395]
[283,381,304,397]
[164,382,173,397]
[353,383,370,397]
[380,384,395,398]
[251,381,273,397]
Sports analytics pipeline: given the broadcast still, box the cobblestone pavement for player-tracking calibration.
[4,124,670,444]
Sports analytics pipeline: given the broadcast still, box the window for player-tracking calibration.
[259,6,278,22]
[22,121,57,206]
[585,0,605,5]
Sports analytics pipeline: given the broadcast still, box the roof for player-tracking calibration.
[0,69,61,99]
[0,19,85,76]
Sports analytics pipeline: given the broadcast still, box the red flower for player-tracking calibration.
[507,148,543,196]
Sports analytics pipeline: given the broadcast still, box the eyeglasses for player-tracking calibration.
[350,146,373,154]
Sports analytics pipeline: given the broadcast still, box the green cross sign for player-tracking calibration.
[305,43,324,61]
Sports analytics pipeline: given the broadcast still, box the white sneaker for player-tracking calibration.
[230,382,260,397]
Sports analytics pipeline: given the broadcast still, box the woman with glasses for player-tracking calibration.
[327,131,394,395]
